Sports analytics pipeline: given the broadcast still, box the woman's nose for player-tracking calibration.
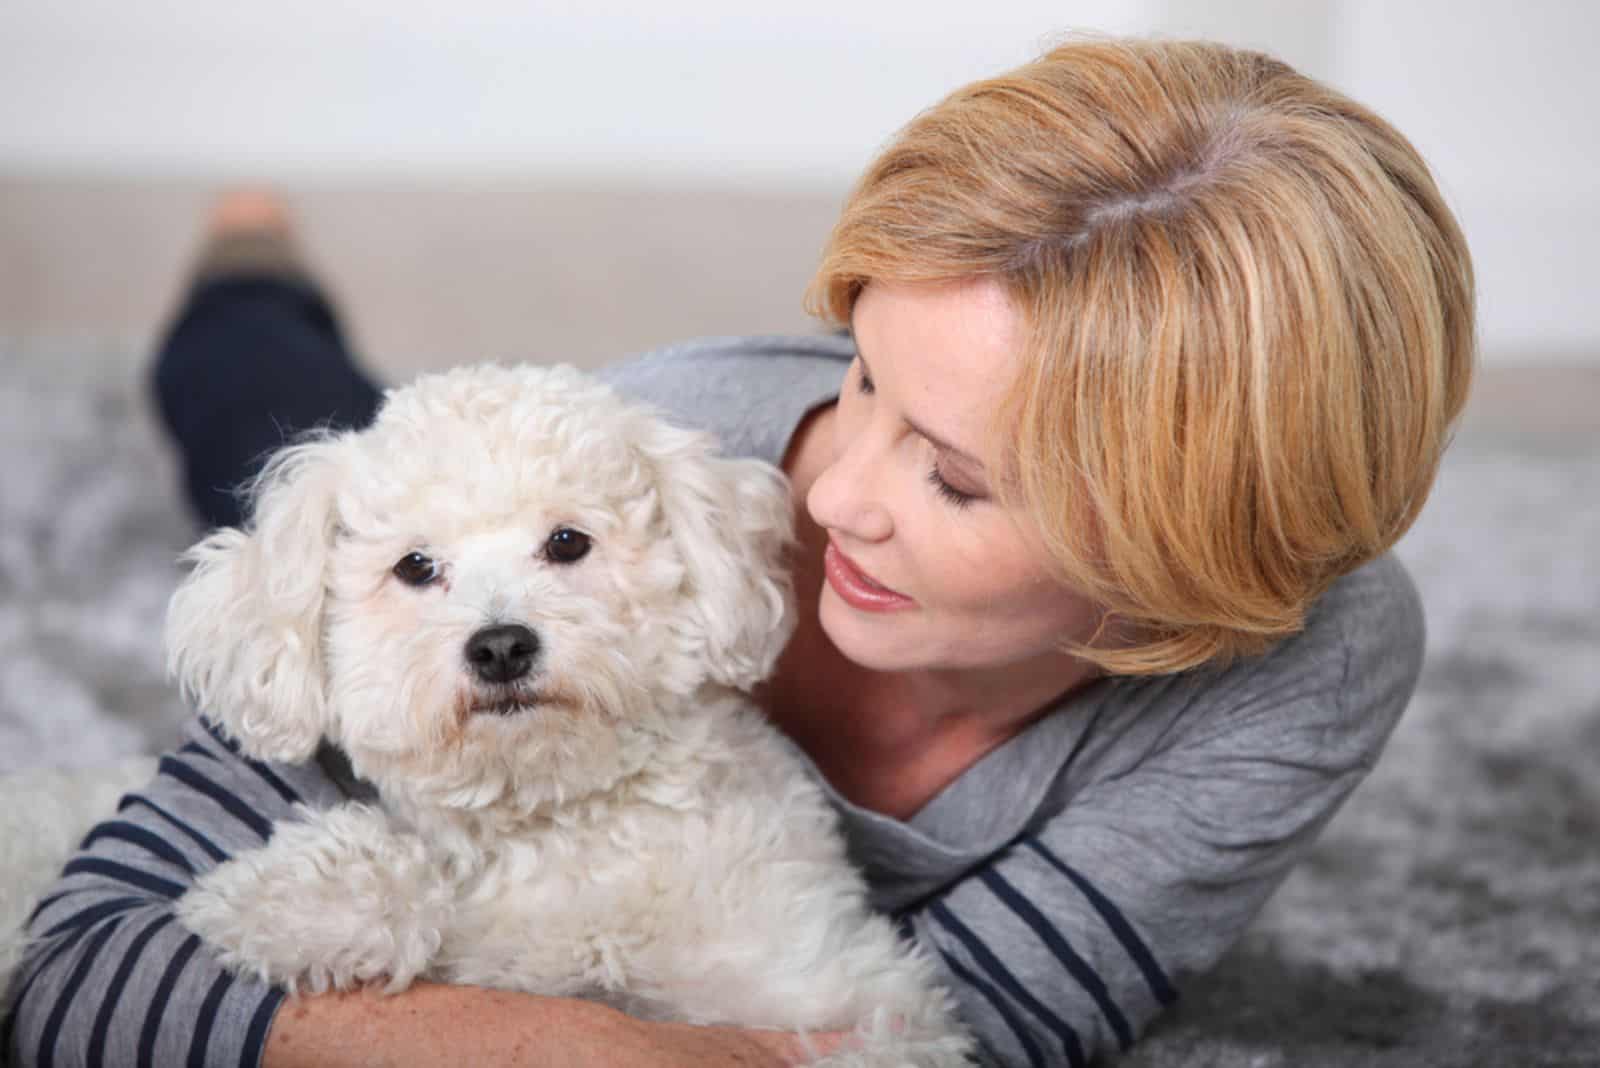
[805,427,894,543]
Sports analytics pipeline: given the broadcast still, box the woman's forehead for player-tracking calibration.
[852,278,1024,462]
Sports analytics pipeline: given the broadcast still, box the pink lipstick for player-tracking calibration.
[823,542,914,612]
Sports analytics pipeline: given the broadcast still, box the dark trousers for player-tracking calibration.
[151,276,383,529]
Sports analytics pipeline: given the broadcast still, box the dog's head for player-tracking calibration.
[166,364,794,810]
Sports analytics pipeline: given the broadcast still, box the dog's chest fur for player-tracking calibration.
[393,703,857,1018]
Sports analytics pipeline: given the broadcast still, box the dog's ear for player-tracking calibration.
[645,422,796,692]
[166,435,351,763]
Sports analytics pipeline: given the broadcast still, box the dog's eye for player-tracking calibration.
[544,527,591,565]
[393,551,439,587]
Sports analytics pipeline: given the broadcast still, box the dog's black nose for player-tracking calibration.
[464,624,540,684]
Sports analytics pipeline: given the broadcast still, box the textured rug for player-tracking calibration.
[2,338,1597,1066]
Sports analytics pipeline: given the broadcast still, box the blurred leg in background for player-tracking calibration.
[150,192,383,529]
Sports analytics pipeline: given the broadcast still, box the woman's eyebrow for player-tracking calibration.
[911,417,985,472]
[856,349,986,471]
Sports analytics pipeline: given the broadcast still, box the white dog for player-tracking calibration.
[167,364,971,1066]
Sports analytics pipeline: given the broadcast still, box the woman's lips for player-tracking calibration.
[823,542,914,612]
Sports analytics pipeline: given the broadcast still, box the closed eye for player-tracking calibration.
[855,353,986,509]
[855,360,875,395]
[927,467,978,509]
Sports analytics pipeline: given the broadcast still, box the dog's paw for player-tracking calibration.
[176,860,326,990]
[177,805,450,994]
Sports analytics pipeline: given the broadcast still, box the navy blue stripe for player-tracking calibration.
[928,901,1086,1068]
[979,868,1134,1049]
[86,912,175,1068]
[82,821,197,876]
[200,718,242,754]
[36,915,124,1068]
[29,889,80,925]
[240,988,286,1068]
[159,755,273,841]
[42,896,145,938]
[1024,838,1178,1005]
[138,933,202,1068]
[2,920,95,1058]
[240,755,304,808]
[202,717,305,807]
[188,971,234,1067]
[937,948,1048,1068]
[119,794,231,864]
[61,858,184,901]
[179,741,223,763]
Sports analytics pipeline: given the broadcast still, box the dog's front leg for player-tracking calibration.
[177,803,452,995]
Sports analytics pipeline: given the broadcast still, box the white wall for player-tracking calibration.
[2,0,1595,362]
[1333,0,1600,359]
[0,1,1153,185]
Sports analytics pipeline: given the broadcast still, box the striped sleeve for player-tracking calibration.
[5,717,329,1068]
[899,627,1418,1067]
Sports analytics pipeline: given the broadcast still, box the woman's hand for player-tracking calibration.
[263,981,855,1068]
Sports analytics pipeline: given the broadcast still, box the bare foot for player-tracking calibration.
[191,189,307,281]
[207,189,294,241]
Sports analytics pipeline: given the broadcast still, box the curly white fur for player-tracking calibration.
[166,364,972,1067]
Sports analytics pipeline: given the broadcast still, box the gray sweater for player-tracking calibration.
[6,334,1423,1067]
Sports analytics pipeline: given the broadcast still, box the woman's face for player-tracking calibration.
[805,278,1104,677]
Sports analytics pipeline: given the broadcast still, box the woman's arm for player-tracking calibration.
[5,715,848,1067]
[6,718,319,1066]
[263,983,840,1068]
[896,558,1424,1066]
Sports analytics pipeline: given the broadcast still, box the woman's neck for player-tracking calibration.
[759,523,1098,820]
[761,627,1096,821]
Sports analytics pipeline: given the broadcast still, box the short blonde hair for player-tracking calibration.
[807,36,1475,675]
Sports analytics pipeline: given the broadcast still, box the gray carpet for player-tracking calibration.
[3,339,1597,1066]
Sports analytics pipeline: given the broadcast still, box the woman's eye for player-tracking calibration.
[855,361,875,395]
[927,468,978,509]
[393,551,439,587]
[545,527,592,564]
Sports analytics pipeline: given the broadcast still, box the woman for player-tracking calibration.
[7,36,1473,1067]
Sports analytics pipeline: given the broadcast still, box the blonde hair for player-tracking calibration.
[807,36,1475,675]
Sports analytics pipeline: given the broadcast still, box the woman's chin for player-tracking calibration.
[818,587,929,673]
